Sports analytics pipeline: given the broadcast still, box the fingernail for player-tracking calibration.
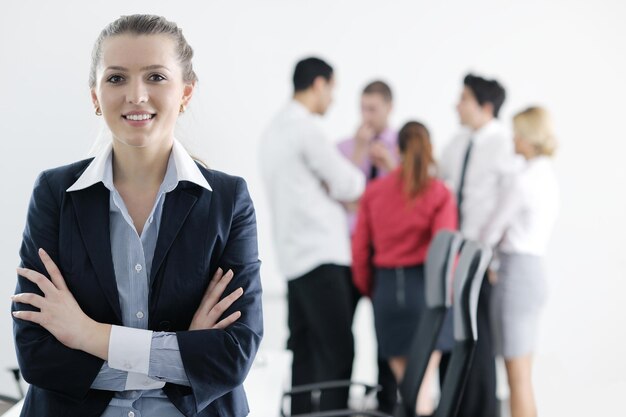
[12,311,20,316]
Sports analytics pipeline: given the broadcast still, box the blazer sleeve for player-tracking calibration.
[174,177,263,413]
[351,187,374,297]
[12,171,106,402]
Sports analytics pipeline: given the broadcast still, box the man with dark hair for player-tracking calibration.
[260,57,365,414]
[439,73,515,417]
[462,73,506,119]
[337,79,399,413]
[293,57,334,92]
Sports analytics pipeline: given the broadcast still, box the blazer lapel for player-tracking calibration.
[71,183,123,323]
[150,184,203,287]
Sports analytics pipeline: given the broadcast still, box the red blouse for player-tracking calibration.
[351,169,458,296]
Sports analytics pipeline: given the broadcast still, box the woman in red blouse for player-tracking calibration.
[352,121,457,413]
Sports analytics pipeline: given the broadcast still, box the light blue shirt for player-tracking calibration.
[67,139,212,417]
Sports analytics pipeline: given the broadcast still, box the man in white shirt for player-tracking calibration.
[439,73,512,417]
[259,57,365,414]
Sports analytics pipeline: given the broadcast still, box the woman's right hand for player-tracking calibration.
[189,268,243,331]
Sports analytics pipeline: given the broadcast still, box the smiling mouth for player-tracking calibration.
[123,113,156,121]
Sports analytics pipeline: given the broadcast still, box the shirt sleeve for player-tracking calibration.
[431,182,459,235]
[480,173,524,247]
[89,362,128,391]
[106,325,190,387]
[351,188,374,296]
[302,127,365,202]
[148,332,191,386]
[107,325,152,375]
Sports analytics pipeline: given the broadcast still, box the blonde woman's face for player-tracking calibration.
[90,34,194,149]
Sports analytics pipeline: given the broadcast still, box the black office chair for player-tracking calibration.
[431,241,492,417]
[280,230,462,417]
[395,231,463,417]
[0,367,24,405]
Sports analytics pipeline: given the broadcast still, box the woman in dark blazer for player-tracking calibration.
[11,14,262,417]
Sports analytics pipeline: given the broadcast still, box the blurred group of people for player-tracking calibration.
[260,57,559,417]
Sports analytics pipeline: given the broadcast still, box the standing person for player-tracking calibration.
[352,121,457,415]
[337,80,399,413]
[259,57,365,414]
[338,80,399,213]
[439,73,513,417]
[11,14,262,417]
[483,107,559,417]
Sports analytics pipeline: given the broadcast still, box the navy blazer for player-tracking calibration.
[12,158,263,417]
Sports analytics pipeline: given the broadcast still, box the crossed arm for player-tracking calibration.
[13,250,243,387]
[12,172,262,412]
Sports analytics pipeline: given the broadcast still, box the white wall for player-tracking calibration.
[1,1,625,414]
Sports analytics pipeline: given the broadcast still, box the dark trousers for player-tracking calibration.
[440,276,497,417]
[346,278,398,413]
[288,264,355,414]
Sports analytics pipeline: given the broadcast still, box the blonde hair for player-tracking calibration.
[513,106,558,157]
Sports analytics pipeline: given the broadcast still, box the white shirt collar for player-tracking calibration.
[471,119,502,143]
[66,139,212,193]
[288,99,316,118]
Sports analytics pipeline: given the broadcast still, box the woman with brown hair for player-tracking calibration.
[11,14,262,417]
[352,121,457,413]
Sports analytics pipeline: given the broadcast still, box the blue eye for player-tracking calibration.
[107,75,124,84]
[148,73,166,82]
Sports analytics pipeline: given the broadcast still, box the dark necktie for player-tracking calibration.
[457,137,474,227]
[369,135,380,180]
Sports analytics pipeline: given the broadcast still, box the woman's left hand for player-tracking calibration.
[12,248,97,352]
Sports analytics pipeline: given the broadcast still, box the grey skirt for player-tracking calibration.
[490,251,548,359]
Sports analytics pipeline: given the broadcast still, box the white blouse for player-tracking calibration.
[481,156,559,256]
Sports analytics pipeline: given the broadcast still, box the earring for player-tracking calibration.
[95,106,102,116]
[179,104,186,114]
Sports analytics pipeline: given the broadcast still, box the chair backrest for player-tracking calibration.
[434,241,492,417]
[397,230,462,416]
[425,230,464,309]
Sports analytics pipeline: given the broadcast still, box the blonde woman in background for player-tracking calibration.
[482,106,559,417]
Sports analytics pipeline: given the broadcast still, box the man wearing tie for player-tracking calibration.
[337,80,399,413]
[439,73,513,417]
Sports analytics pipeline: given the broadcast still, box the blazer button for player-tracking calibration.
[159,321,171,331]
